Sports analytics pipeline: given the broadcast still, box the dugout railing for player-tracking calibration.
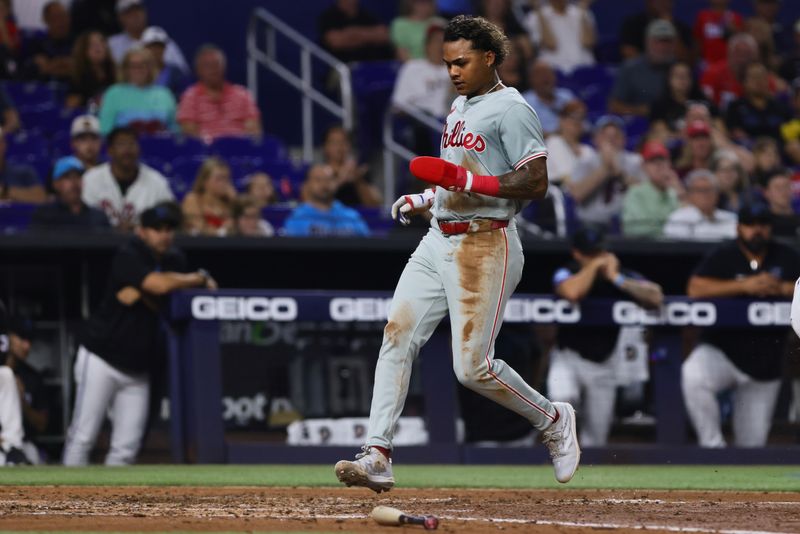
[166,289,800,465]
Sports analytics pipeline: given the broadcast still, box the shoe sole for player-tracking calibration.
[334,461,394,494]
[557,404,581,484]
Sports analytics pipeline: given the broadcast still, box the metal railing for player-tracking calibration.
[382,102,443,211]
[246,8,353,163]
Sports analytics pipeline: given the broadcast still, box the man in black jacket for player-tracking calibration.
[62,202,216,465]
[0,300,31,465]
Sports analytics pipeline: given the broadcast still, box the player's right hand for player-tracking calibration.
[391,189,435,225]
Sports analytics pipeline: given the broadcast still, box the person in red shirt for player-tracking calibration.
[700,32,783,110]
[693,0,744,65]
[176,44,263,144]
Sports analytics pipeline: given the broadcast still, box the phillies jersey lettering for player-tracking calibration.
[432,87,547,222]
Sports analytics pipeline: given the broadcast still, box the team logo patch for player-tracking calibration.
[442,120,486,152]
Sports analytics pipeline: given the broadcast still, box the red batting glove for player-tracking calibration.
[409,156,500,197]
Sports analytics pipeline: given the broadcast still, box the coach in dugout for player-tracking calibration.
[62,202,216,466]
[683,202,800,448]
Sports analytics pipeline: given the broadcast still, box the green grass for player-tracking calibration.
[0,465,798,491]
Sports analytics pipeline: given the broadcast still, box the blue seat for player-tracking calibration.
[261,206,294,232]
[1,81,58,107]
[567,65,616,89]
[356,206,392,236]
[350,60,402,160]
[169,156,206,199]
[138,134,207,162]
[6,157,48,185]
[6,131,49,159]
[209,134,286,162]
[0,202,37,233]
[623,115,649,151]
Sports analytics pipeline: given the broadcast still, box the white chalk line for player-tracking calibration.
[307,513,795,534]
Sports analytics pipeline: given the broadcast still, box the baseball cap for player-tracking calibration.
[140,202,182,229]
[52,156,85,180]
[593,114,624,133]
[685,119,711,138]
[646,19,677,40]
[738,202,773,226]
[70,114,101,138]
[571,227,606,255]
[141,26,169,46]
[8,316,34,341]
[116,0,144,13]
[641,140,669,161]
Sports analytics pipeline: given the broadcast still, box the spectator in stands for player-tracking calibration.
[242,172,277,208]
[663,169,737,239]
[619,0,692,61]
[322,125,381,208]
[609,19,676,117]
[141,26,189,100]
[567,115,644,230]
[284,164,370,237]
[683,202,799,447]
[0,0,20,70]
[725,62,791,144]
[712,150,749,212]
[66,30,116,109]
[477,0,532,62]
[524,0,595,74]
[177,44,262,144]
[109,0,188,74]
[31,156,110,230]
[391,23,451,118]
[4,317,49,465]
[649,61,714,138]
[682,100,755,170]
[622,141,683,237]
[521,60,577,137]
[675,120,716,178]
[551,227,663,446]
[700,33,784,110]
[181,157,235,236]
[230,195,274,237]
[318,0,394,63]
[545,100,595,187]
[750,136,781,186]
[0,129,45,203]
[71,0,120,36]
[747,0,786,66]
[11,0,52,30]
[0,85,20,134]
[778,19,800,82]
[496,40,523,90]
[693,0,744,66]
[782,79,800,166]
[82,126,174,230]
[390,0,443,62]
[761,169,800,237]
[98,47,177,136]
[22,1,75,82]
[70,114,103,170]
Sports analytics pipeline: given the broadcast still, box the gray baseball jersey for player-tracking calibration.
[432,87,547,222]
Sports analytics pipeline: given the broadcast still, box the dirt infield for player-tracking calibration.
[1,486,799,533]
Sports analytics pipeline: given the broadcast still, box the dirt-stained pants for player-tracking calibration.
[366,222,557,450]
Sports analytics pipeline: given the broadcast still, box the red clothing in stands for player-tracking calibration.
[176,82,261,143]
[693,9,744,65]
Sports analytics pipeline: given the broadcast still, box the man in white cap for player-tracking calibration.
[142,26,190,98]
[108,0,188,74]
[70,114,103,170]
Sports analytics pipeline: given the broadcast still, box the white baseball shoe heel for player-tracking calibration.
[334,445,395,493]
[541,402,581,483]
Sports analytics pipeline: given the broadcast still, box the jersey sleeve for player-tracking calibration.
[499,103,547,170]
[111,248,151,289]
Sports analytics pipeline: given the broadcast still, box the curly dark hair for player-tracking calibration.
[443,15,510,67]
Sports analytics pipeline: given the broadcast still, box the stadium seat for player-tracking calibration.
[261,205,293,231]
[623,115,649,151]
[5,130,49,159]
[356,206,392,236]
[209,134,287,162]
[1,81,59,107]
[350,60,402,160]
[138,134,207,162]
[0,202,37,233]
[169,156,206,199]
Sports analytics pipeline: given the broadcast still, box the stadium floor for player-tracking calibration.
[0,466,799,533]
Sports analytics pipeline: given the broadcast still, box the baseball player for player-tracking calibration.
[0,299,32,465]
[62,203,216,465]
[335,15,580,493]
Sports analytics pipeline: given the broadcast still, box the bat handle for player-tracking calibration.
[400,514,439,530]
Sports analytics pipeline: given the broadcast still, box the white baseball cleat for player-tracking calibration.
[541,402,581,483]
[334,445,395,493]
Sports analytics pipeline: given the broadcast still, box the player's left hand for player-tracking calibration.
[409,157,471,192]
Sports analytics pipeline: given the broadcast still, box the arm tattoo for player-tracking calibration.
[496,159,548,200]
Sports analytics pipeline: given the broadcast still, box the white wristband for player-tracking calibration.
[464,170,474,192]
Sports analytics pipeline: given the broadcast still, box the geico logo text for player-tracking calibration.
[191,296,298,321]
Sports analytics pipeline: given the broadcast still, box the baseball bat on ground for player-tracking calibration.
[371,505,439,530]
